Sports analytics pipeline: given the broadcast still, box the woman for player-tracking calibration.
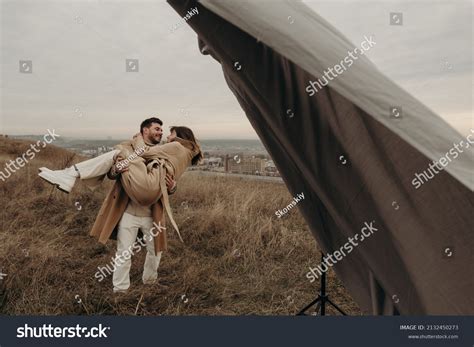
[39,126,203,241]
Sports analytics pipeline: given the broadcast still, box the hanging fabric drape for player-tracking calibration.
[167,0,474,315]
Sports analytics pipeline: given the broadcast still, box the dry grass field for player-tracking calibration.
[0,137,361,315]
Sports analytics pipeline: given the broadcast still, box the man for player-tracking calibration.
[38,117,177,293]
[106,118,177,292]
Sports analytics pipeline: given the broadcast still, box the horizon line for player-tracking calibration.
[4,134,262,141]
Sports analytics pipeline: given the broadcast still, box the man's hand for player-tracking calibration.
[166,174,177,193]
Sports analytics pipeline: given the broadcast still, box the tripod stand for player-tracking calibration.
[297,253,347,316]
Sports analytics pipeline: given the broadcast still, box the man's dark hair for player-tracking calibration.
[140,117,163,134]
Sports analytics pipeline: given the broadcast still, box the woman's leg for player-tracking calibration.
[38,150,120,193]
[73,150,121,179]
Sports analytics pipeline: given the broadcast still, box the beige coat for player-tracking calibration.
[89,137,200,254]
[89,178,168,254]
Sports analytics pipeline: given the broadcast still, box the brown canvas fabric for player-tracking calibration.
[168,0,474,315]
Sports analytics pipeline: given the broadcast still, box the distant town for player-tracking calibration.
[193,153,280,177]
[4,135,281,178]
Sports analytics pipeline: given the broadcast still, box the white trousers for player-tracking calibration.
[72,151,163,290]
[112,212,163,292]
[74,150,120,180]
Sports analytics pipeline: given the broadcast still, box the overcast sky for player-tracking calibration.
[0,0,472,139]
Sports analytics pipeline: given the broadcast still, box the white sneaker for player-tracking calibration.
[38,169,76,193]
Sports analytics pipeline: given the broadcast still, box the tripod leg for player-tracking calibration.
[326,297,347,315]
[296,252,348,316]
[320,296,326,315]
[296,296,321,315]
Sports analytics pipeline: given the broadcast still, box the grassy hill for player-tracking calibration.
[0,137,361,315]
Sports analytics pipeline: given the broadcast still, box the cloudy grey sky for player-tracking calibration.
[0,0,472,139]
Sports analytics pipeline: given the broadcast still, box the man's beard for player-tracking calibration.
[145,135,161,145]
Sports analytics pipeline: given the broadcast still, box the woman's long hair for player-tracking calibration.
[170,126,203,166]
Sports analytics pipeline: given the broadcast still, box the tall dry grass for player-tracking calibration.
[0,138,361,315]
